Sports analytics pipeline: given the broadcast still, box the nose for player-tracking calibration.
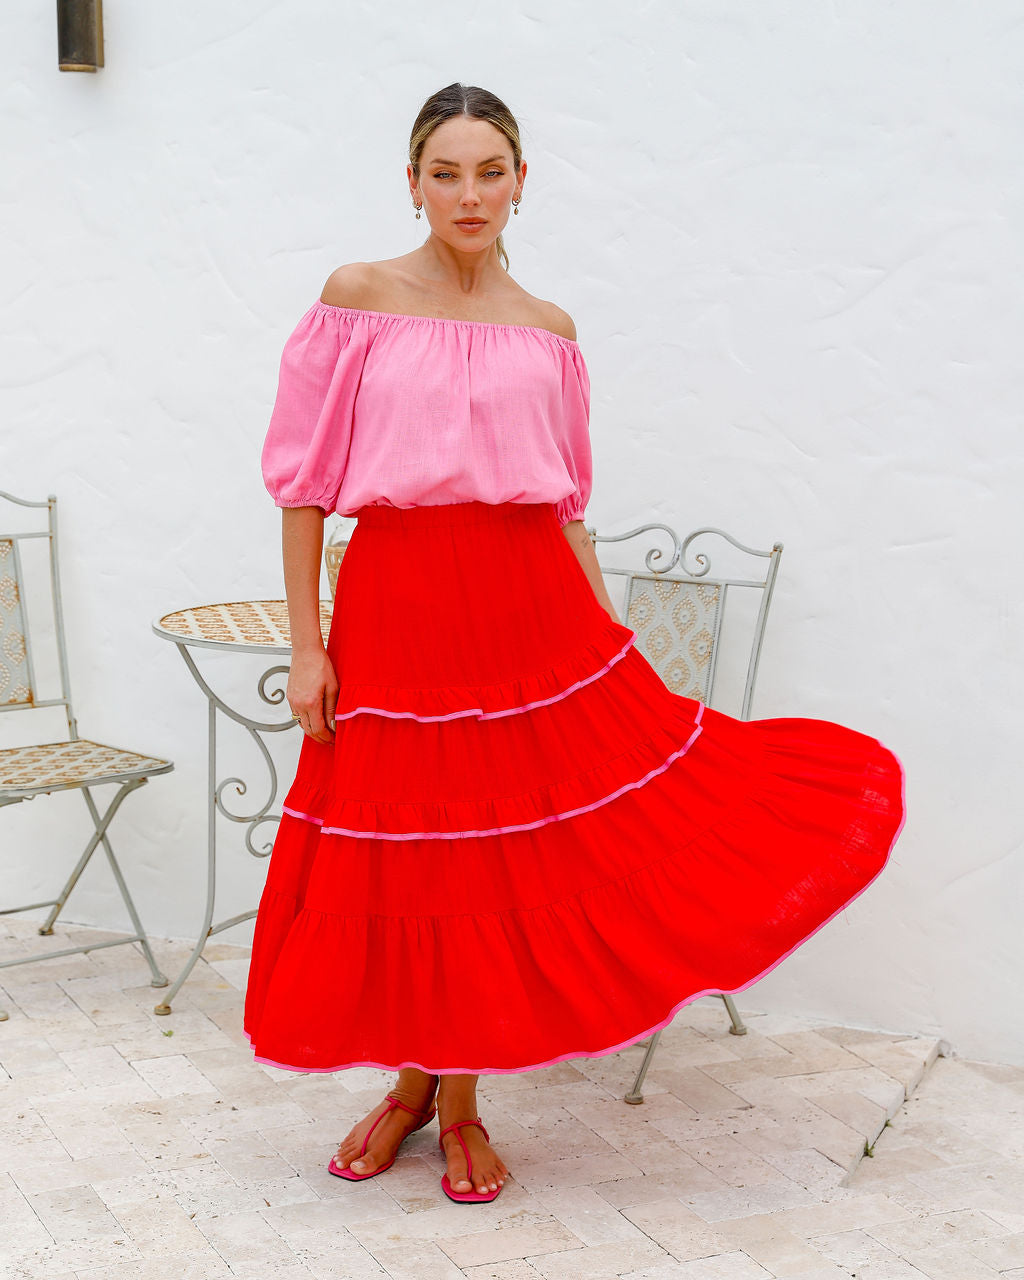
[459,180,482,207]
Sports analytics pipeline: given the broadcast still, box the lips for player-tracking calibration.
[456,219,486,225]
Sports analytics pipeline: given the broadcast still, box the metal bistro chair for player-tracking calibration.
[586,519,783,1103]
[0,491,173,1019]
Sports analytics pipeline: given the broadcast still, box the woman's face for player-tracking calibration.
[409,115,525,253]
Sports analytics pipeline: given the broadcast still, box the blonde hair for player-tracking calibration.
[409,82,523,272]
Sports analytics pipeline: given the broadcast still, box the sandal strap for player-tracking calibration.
[357,1093,435,1156]
[437,1116,489,1182]
[385,1092,435,1121]
[438,1116,489,1143]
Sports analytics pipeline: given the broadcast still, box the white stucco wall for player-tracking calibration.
[2,2,1021,1063]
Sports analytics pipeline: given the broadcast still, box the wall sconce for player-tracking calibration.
[57,0,104,72]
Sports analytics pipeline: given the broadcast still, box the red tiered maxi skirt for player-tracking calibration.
[243,500,905,1075]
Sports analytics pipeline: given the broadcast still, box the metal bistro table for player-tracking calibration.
[151,599,332,1015]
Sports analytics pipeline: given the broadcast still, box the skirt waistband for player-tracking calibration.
[352,500,557,530]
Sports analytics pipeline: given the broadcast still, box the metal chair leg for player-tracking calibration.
[36,778,145,934]
[624,1028,662,1104]
[624,994,748,1104]
[0,778,168,998]
[721,992,748,1035]
[80,785,168,987]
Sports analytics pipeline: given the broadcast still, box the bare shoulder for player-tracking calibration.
[320,262,577,339]
[321,257,432,313]
[319,262,378,309]
[532,298,577,342]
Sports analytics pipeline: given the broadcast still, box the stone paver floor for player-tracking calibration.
[1,918,1021,1279]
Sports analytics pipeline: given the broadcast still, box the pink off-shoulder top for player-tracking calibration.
[261,301,593,527]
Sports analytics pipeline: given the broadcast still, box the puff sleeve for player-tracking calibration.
[554,344,594,527]
[261,303,369,515]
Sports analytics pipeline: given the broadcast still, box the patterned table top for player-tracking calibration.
[153,600,333,654]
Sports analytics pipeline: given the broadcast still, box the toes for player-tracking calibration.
[441,1128,507,1196]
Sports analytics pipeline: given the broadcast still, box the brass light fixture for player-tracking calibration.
[57,0,104,72]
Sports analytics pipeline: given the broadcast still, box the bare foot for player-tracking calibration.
[333,1092,436,1176]
[440,1118,509,1196]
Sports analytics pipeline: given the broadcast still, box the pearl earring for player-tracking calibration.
[513,197,521,215]
[414,202,422,219]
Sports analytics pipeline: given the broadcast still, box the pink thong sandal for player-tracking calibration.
[439,1117,503,1203]
[328,1092,437,1181]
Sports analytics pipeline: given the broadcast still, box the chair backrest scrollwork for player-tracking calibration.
[0,491,77,738]
[588,522,784,720]
[0,535,33,706]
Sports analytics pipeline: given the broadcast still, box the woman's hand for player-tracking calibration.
[288,645,339,744]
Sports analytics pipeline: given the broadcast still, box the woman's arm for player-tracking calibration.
[282,506,339,743]
[561,519,621,624]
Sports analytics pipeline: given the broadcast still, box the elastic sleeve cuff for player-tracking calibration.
[266,488,334,517]
[556,494,586,527]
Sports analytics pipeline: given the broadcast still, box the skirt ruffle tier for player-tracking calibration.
[243,500,905,1075]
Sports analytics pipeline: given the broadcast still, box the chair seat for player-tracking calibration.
[0,738,173,799]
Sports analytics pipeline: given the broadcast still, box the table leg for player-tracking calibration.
[154,647,294,1015]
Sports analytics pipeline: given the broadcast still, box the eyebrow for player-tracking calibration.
[427,155,508,166]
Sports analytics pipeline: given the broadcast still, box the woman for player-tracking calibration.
[244,82,905,1204]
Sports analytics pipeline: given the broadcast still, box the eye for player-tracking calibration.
[485,169,503,177]
[433,171,454,180]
